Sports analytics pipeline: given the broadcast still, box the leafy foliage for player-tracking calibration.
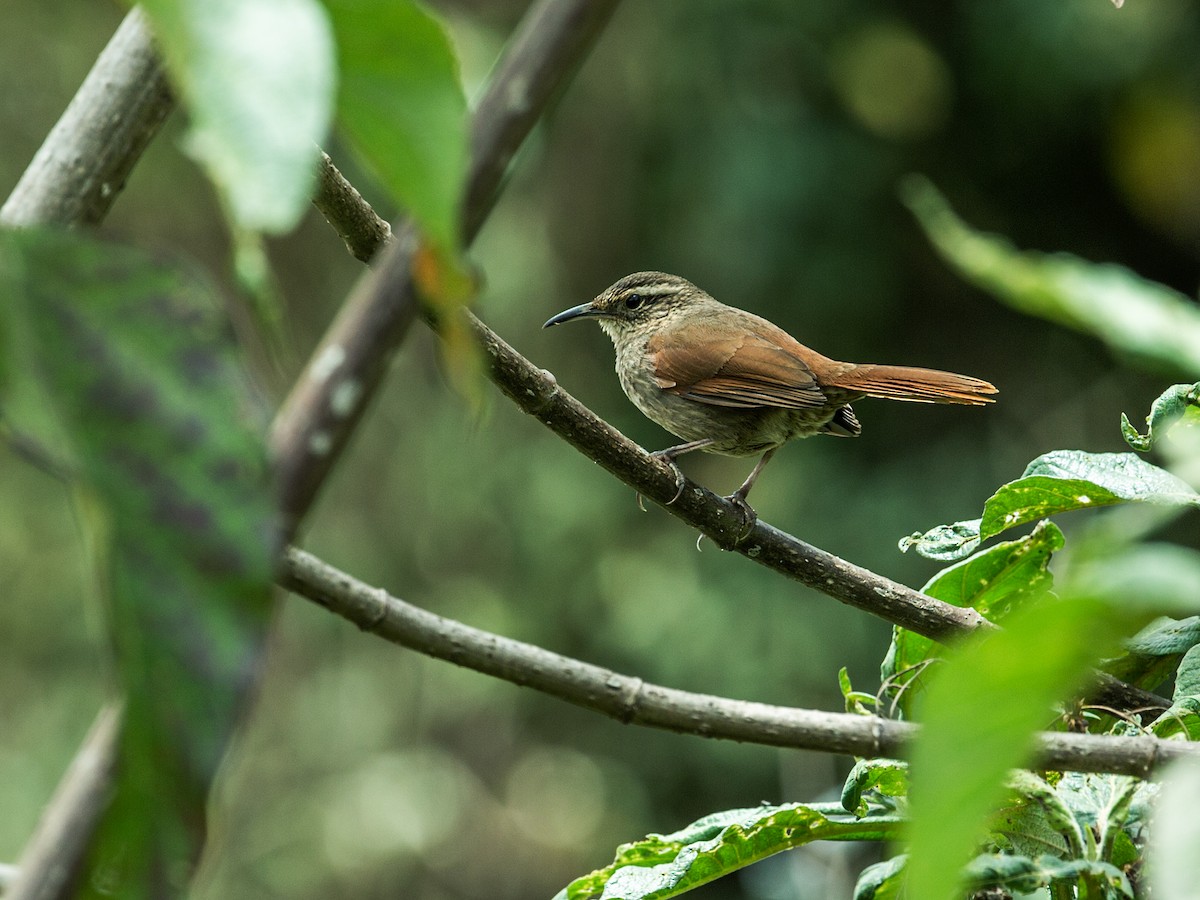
[554,803,902,900]
[0,228,276,895]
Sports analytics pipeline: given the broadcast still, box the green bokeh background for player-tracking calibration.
[3,1,1199,897]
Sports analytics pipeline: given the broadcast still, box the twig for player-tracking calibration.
[270,0,622,535]
[281,547,1196,778]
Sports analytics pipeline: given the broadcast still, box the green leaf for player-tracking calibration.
[1122,383,1200,452]
[1151,643,1200,740]
[841,759,909,817]
[555,803,903,900]
[137,0,335,232]
[883,522,1063,716]
[853,854,906,900]
[326,0,468,251]
[1149,758,1200,899]
[906,543,1200,900]
[1,228,276,895]
[1102,615,1200,692]
[905,451,1200,560]
[901,175,1200,376]
[990,771,1079,859]
[964,853,1132,897]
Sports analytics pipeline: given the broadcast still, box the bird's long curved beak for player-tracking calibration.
[543,302,612,328]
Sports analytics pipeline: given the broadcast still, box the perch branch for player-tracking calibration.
[282,547,1195,778]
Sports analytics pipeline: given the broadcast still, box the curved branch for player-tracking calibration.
[281,547,1195,778]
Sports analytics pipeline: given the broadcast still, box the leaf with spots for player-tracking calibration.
[0,228,275,895]
[904,450,1200,560]
[554,803,903,900]
[884,521,1063,716]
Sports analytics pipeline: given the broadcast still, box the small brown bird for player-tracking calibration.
[544,271,996,516]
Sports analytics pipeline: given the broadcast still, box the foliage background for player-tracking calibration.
[2,0,1198,897]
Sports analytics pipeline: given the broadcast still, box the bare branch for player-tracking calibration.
[0,8,171,228]
[281,547,1196,778]
[7,707,121,900]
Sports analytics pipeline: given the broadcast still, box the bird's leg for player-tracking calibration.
[724,448,776,540]
[638,438,715,509]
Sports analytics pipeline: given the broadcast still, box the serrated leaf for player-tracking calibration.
[906,544,1200,900]
[853,854,906,900]
[906,451,1199,561]
[883,522,1062,716]
[902,175,1200,376]
[326,0,468,251]
[555,803,903,900]
[964,853,1132,897]
[137,0,335,232]
[2,228,276,894]
[841,759,909,817]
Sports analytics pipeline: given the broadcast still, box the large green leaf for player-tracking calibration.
[905,543,1200,900]
[902,175,1200,376]
[325,0,468,251]
[136,0,335,233]
[0,228,276,895]
[903,450,1199,559]
[883,521,1062,715]
[1102,615,1200,692]
[555,803,903,900]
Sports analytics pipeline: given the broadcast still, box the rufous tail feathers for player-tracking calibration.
[827,364,997,406]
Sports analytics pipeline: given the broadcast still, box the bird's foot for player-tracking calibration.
[723,491,758,544]
[649,449,688,505]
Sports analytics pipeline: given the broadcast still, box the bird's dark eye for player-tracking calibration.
[624,293,646,310]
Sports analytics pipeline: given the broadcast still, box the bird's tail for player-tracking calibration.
[827,364,997,405]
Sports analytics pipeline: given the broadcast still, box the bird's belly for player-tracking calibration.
[618,367,835,457]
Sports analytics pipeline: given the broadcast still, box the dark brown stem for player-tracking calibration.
[282,547,1194,777]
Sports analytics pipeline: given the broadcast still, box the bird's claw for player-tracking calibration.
[724,492,758,543]
[650,450,687,505]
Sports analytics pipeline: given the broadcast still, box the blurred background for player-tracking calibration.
[3,0,1199,897]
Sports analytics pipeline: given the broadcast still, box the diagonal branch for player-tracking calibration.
[282,547,1196,778]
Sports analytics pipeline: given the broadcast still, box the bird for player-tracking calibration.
[543,271,996,523]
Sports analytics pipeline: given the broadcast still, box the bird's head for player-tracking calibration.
[543,272,708,340]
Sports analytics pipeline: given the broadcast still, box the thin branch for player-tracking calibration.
[0,8,172,228]
[311,151,392,263]
[7,706,122,900]
[270,0,622,536]
[281,547,1196,778]
[309,155,1162,716]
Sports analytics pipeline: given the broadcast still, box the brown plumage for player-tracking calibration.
[544,271,996,513]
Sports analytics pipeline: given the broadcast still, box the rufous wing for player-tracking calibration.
[647,318,827,409]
